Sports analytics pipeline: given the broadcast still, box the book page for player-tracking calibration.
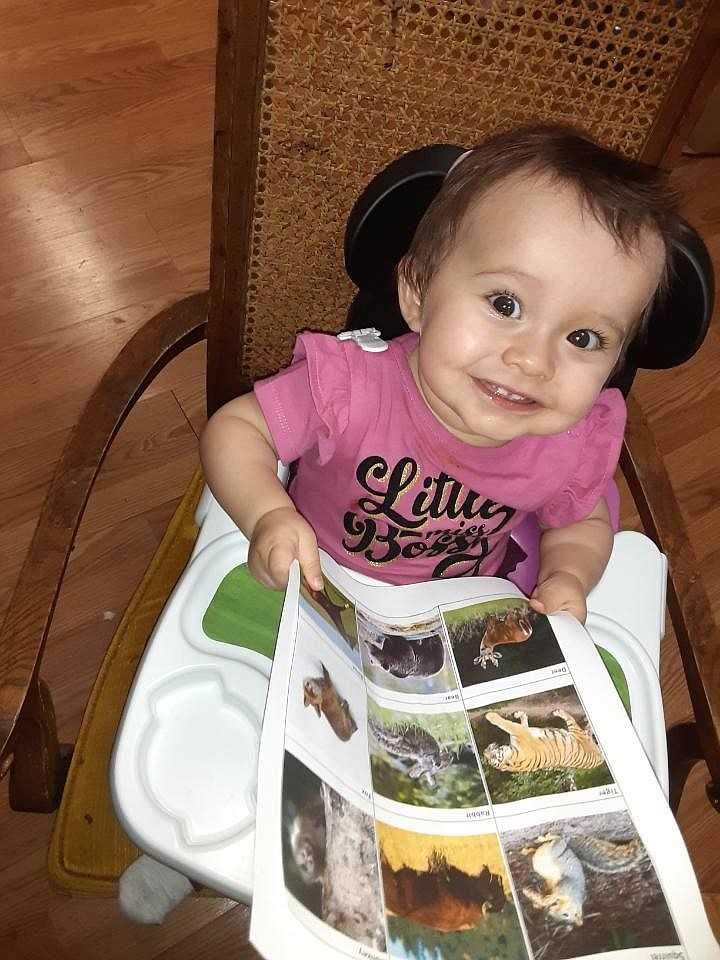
[250,554,719,960]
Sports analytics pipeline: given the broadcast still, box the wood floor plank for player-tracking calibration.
[79,391,200,534]
[146,193,211,280]
[0,0,210,73]
[0,138,211,243]
[0,301,184,429]
[0,426,69,538]
[0,39,165,99]
[153,903,260,960]
[2,50,214,163]
[147,340,209,434]
[664,426,720,525]
[0,101,30,169]
[46,895,238,960]
[0,217,188,344]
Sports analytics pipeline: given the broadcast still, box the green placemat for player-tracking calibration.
[202,563,284,659]
[597,644,632,719]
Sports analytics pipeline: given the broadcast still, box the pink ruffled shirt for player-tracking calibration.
[254,332,626,585]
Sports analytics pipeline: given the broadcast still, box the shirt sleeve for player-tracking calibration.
[536,389,627,529]
[253,332,352,466]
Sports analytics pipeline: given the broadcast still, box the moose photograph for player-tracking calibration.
[375,820,527,960]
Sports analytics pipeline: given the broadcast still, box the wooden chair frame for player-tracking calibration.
[1,0,718,827]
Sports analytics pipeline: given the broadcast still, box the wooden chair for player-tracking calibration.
[1,0,718,905]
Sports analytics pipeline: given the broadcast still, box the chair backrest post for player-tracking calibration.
[641,5,720,170]
[207,0,271,417]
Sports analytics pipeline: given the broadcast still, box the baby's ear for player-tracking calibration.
[397,259,423,331]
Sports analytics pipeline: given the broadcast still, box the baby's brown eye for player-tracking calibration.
[488,293,521,318]
[567,329,601,350]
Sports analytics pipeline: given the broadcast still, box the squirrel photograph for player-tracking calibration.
[503,812,681,959]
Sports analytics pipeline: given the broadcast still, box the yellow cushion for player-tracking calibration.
[48,469,204,895]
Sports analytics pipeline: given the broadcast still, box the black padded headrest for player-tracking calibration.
[626,219,714,370]
[344,145,713,380]
[345,144,465,297]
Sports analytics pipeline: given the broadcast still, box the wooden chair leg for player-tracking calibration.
[667,721,720,815]
[7,675,71,813]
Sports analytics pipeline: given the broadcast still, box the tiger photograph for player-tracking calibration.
[469,686,614,803]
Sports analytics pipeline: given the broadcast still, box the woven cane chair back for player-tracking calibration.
[209,0,716,409]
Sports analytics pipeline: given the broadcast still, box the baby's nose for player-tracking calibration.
[502,337,555,380]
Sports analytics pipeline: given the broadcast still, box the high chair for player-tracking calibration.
[0,0,718,926]
[108,138,713,903]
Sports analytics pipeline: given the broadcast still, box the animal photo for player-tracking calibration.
[287,623,369,786]
[300,575,360,662]
[303,663,357,742]
[376,821,527,960]
[470,686,613,803]
[444,599,563,684]
[357,608,457,695]
[367,702,487,809]
[281,752,386,951]
[502,811,679,958]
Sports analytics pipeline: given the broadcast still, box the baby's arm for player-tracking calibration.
[530,498,614,623]
[200,393,324,590]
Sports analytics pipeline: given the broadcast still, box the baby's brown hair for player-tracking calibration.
[399,123,683,340]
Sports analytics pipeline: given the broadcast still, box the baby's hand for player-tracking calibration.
[248,507,323,591]
[529,571,587,623]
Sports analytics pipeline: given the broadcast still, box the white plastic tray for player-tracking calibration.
[111,492,668,903]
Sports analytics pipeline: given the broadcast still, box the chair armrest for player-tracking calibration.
[0,292,208,764]
[621,393,720,804]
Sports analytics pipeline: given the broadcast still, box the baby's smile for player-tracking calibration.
[474,378,540,409]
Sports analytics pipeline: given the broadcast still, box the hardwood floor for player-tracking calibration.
[0,1,718,956]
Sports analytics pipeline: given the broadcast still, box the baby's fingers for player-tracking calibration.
[250,540,297,590]
[298,537,323,592]
[528,596,548,615]
[531,581,586,623]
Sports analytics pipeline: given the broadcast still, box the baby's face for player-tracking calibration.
[399,172,665,447]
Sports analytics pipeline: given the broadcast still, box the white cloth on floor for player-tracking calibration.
[118,854,193,924]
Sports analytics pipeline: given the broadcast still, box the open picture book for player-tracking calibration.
[249,552,719,960]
